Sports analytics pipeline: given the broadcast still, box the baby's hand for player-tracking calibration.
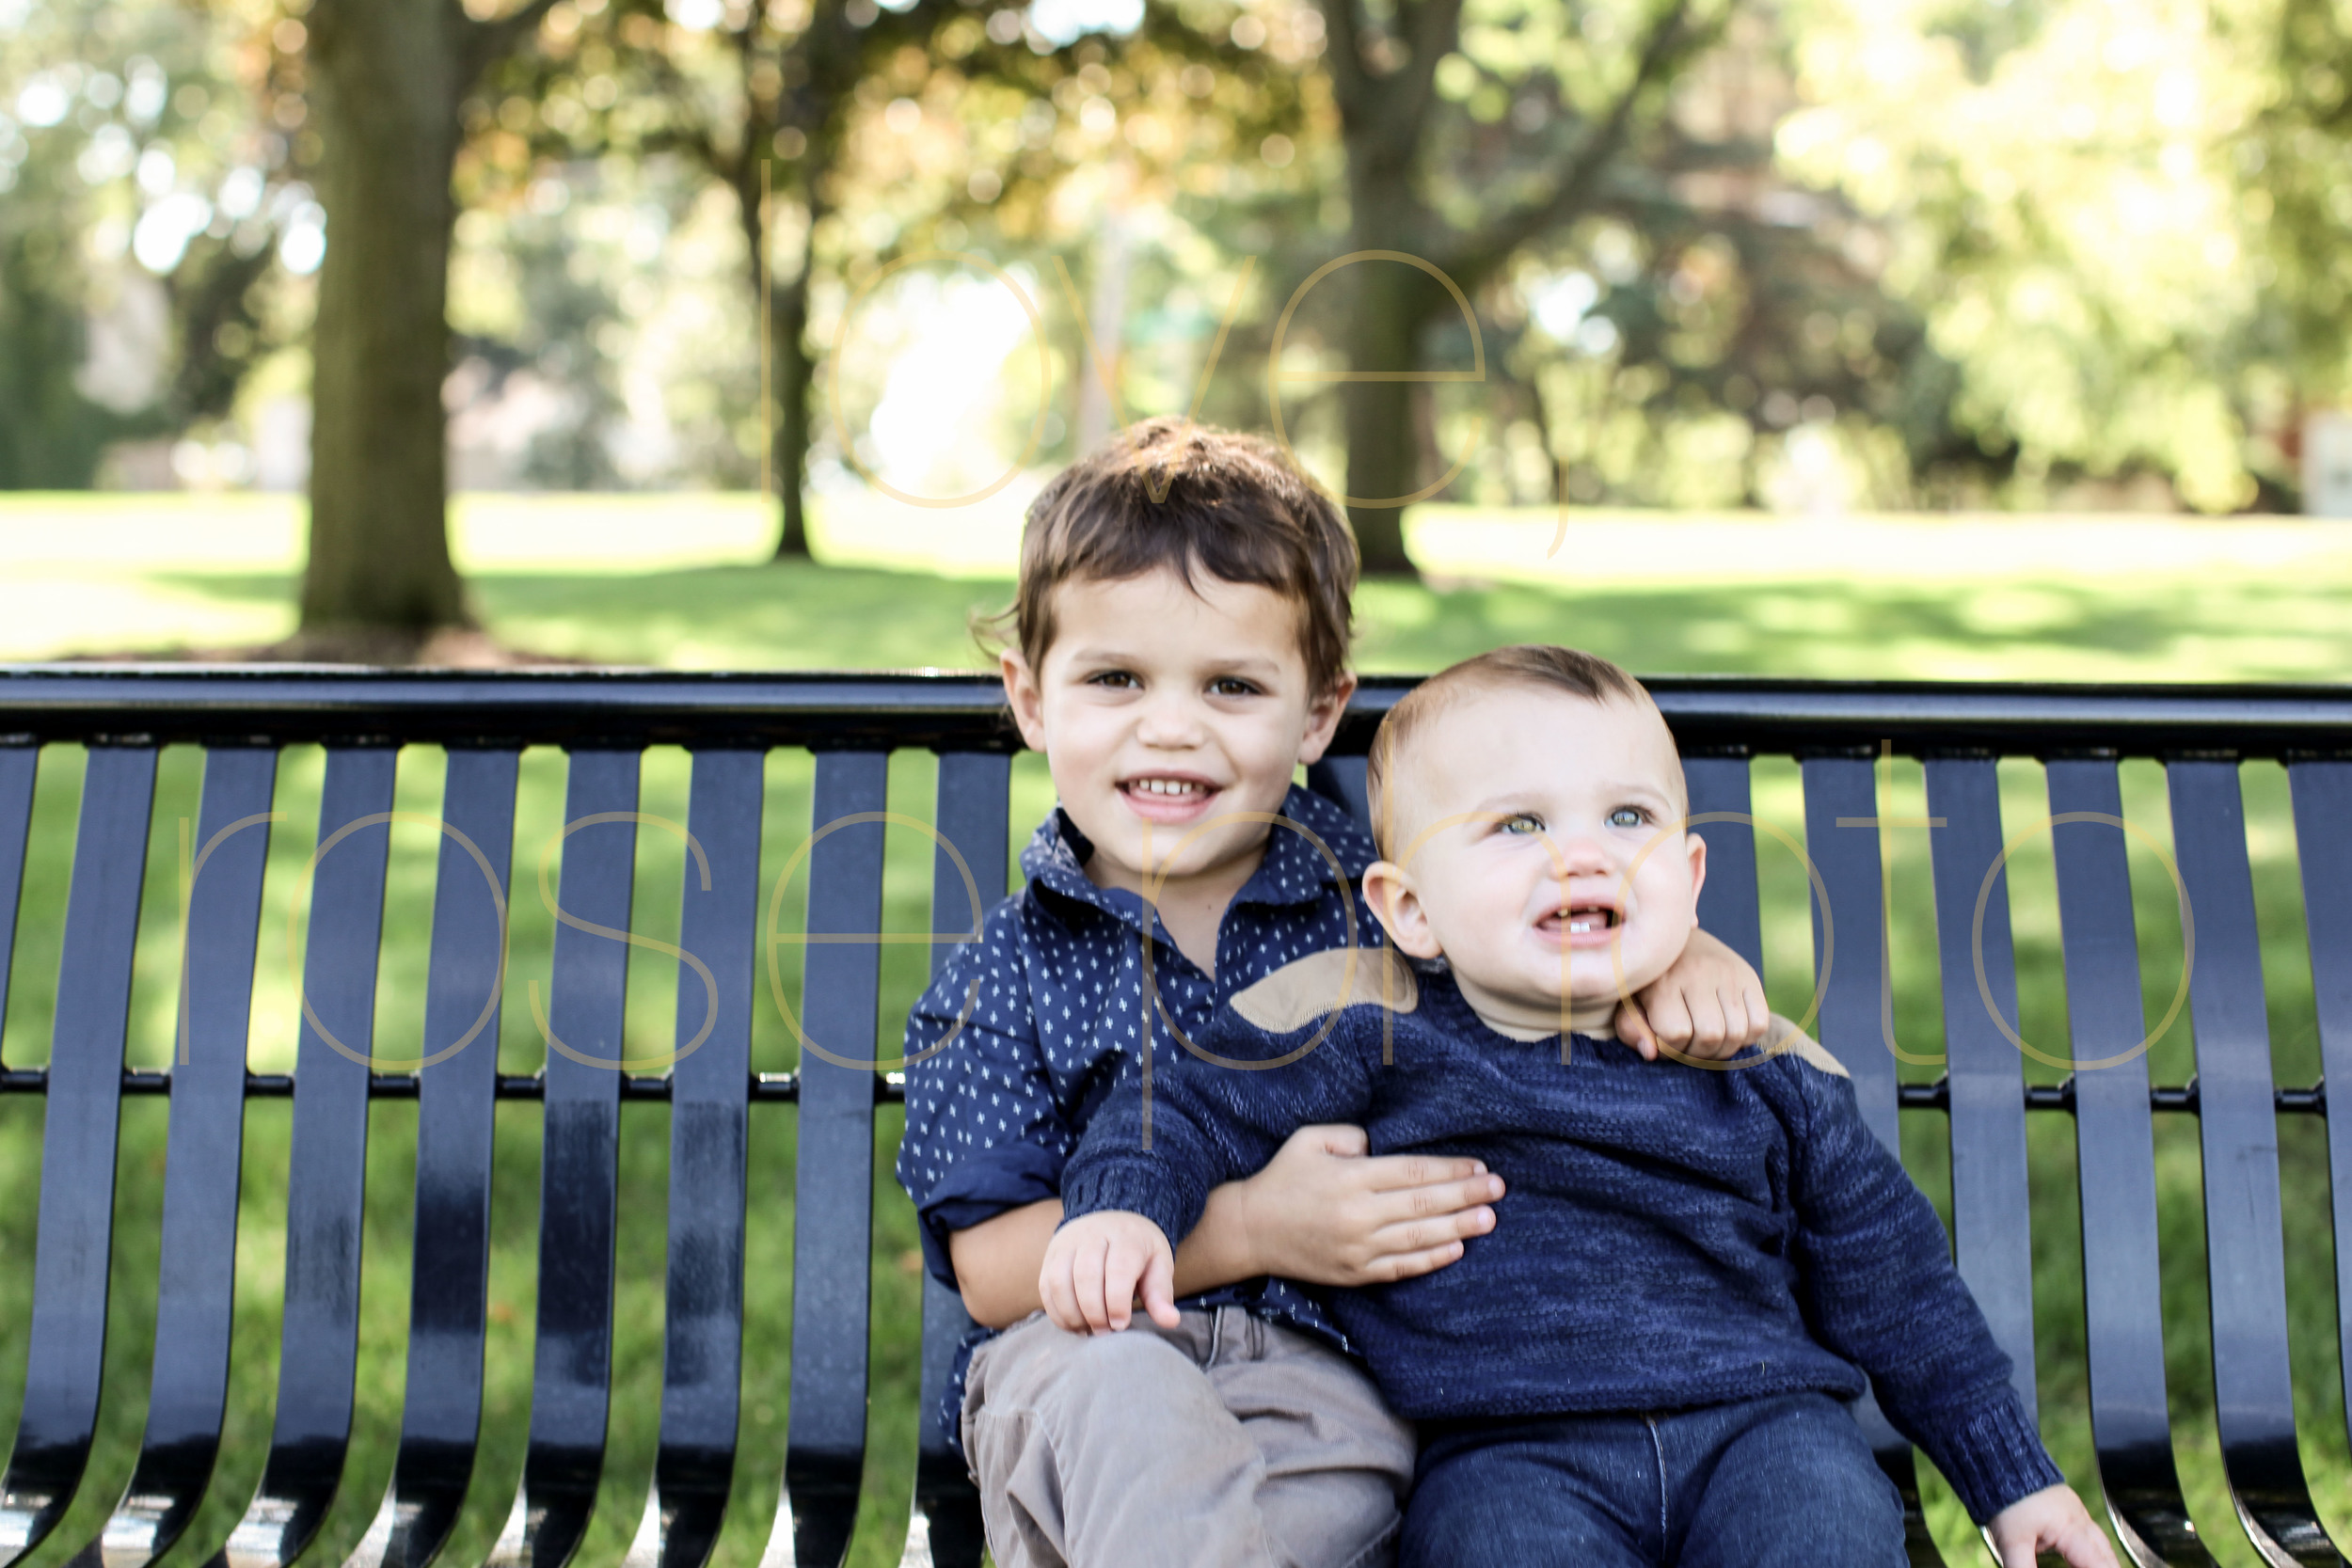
[1986,1484,2119,1568]
[1618,925,1769,1062]
[1039,1212,1177,1335]
[1241,1124,1502,1286]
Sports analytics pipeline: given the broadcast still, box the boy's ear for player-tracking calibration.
[1001,649,1049,752]
[1295,671,1359,766]
[1684,827,1708,908]
[1362,860,1442,959]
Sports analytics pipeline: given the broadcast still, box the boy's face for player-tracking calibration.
[1003,564,1353,898]
[1365,684,1705,1037]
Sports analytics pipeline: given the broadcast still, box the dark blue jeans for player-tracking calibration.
[1400,1392,1906,1568]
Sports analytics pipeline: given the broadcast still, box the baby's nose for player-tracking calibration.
[1551,834,1612,874]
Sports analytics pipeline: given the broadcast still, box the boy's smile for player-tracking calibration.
[1117,768,1223,824]
[1002,564,1353,967]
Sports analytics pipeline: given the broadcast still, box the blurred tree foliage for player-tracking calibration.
[0,0,302,488]
[480,0,962,557]
[1774,0,2348,512]
[2234,0,2352,412]
[476,0,1308,555]
[1314,0,1955,530]
[1311,0,1738,566]
[8,0,2352,542]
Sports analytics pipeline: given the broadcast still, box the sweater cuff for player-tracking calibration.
[1922,1387,2068,1524]
[1061,1155,1203,1250]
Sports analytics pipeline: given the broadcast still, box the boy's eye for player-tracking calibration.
[1208,676,1262,697]
[1607,806,1646,829]
[1500,813,1545,835]
[1087,670,1141,689]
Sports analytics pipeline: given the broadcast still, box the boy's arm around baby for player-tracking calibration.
[1062,982,1386,1239]
[1047,965,1395,1331]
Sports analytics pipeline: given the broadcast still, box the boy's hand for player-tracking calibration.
[1986,1485,2120,1568]
[1040,1212,1178,1335]
[1236,1124,1502,1286]
[1617,925,1768,1062]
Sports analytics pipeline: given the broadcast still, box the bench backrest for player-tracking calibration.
[0,667,2347,1568]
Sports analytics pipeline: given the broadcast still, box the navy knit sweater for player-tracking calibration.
[1060,951,2065,1525]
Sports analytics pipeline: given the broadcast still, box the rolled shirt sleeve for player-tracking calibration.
[896,902,1078,1291]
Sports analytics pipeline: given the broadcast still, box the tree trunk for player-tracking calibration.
[738,147,816,561]
[771,268,813,559]
[1339,181,1437,575]
[299,0,469,642]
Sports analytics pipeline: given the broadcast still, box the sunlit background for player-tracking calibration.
[9,0,2352,521]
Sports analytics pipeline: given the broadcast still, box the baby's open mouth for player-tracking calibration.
[1550,904,1623,935]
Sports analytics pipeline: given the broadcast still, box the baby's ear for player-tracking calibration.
[1362,861,1441,959]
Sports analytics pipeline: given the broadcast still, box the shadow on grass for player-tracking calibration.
[146,562,2352,683]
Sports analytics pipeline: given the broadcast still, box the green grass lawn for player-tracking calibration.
[1,496,2349,1568]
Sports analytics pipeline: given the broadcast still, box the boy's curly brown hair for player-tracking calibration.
[982,417,1358,692]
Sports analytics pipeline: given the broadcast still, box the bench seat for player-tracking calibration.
[0,666,2347,1568]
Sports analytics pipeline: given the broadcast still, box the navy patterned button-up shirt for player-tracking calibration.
[895,783,1378,1444]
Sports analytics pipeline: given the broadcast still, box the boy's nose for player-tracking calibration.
[1136,693,1206,746]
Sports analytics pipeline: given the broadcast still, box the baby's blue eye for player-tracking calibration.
[1608,807,1645,829]
[1501,813,1544,835]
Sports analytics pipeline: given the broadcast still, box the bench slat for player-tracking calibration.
[1801,754,1946,1566]
[215,746,397,1567]
[0,746,156,1563]
[71,746,278,1568]
[1687,755,1765,977]
[2045,760,2214,1566]
[1924,757,2040,1416]
[902,752,1008,1568]
[633,749,765,1568]
[2167,762,2347,1564]
[1304,754,1369,830]
[494,750,641,1568]
[774,752,888,1568]
[347,748,521,1568]
[2286,762,2352,1477]
[0,745,34,1035]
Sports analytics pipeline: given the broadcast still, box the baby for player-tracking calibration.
[1042,644,2118,1568]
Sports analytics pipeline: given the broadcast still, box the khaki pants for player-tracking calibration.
[961,1307,1415,1568]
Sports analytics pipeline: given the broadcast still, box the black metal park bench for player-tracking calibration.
[0,665,2346,1568]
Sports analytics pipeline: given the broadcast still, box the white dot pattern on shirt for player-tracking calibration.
[892,785,1381,1441]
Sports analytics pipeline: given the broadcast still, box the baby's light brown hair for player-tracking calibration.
[1365,645,1672,857]
[983,417,1359,693]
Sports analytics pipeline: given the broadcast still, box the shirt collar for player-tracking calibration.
[1020,783,1375,934]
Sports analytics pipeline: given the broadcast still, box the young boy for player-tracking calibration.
[895,424,1776,1568]
[1042,644,2120,1568]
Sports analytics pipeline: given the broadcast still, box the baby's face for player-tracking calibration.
[1368,685,1704,1037]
